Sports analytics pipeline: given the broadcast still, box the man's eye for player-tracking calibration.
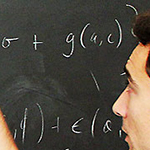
[127,85,133,94]
[125,80,133,93]
[125,79,129,86]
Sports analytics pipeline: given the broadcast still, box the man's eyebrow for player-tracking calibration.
[124,66,133,82]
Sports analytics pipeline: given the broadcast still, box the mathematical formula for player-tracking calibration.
[1,4,138,59]
[1,35,43,50]
[11,103,122,147]
[63,3,138,58]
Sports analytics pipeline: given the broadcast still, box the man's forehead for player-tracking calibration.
[125,43,150,80]
[129,43,149,62]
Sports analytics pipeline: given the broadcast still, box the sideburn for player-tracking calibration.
[146,50,150,77]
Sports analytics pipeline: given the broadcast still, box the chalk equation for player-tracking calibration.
[0,3,138,61]
[63,19,122,58]
[63,3,138,58]
[1,35,43,50]
[10,103,122,148]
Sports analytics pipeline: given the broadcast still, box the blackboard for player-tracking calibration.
[0,0,149,150]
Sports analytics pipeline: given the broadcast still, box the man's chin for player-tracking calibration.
[129,147,135,150]
[125,136,134,150]
[128,142,135,150]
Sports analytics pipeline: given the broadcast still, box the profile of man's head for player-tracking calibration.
[113,10,150,150]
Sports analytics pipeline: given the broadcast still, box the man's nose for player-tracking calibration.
[112,88,128,118]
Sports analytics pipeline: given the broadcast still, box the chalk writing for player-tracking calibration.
[119,129,122,138]
[9,104,124,150]
[36,103,44,144]
[98,40,103,46]
[90,32,98,44]
[72,117,84,134]
[126,4,138,15]
[63,4,139,58]
[115,19,122,48]
[80,23,90,49]
[103,120,112,133]
[52,117,60,133]
[13,129,17,140]
[33,34,43,50]
[63,33,75,58]
[120,72,126,76]
[64,18,123,58]
[20,108,28,144]
[131,28,136,37]
[90,71,100,92]
[91,108,100,138]
[14,106,120,140]
[126,4,138,37]
[2,37,19,48]
[107,34,114,44]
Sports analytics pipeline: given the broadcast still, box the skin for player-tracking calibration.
[0,109,18,150]
[113,43,150,150]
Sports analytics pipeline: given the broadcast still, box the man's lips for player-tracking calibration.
[122,127,127,135]
[122,127,128,140]
[122,127,132,149]
[125,135,129,143]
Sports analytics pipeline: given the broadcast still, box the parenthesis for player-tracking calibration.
[126,4,138,37]
[80,23,90,49]
[91,108,100,138]
[36,103,44,144]
[115,19,122,48]
[131,28,136,37]
[126,4,138,15]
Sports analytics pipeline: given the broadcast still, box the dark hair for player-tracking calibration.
[133,10,150,76]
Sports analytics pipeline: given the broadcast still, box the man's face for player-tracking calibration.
[113,43,150,150]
